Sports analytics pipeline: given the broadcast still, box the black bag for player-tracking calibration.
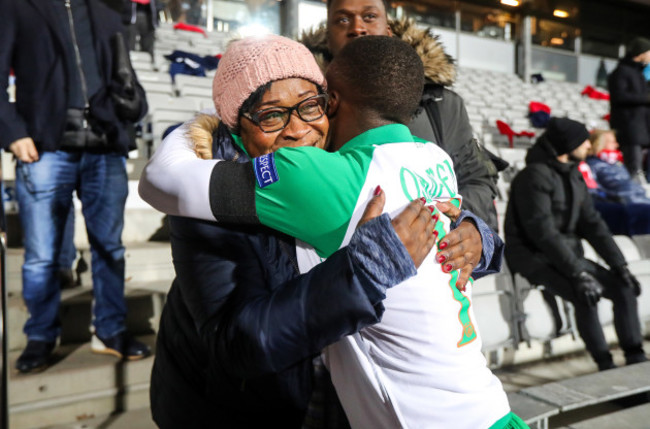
[110,32,144,121]
[61,108,109,150]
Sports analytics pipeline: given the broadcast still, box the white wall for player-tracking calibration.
[429,27,458,63]
[299,1,327,34]
[578,54,618,88]
[457,33,515,74]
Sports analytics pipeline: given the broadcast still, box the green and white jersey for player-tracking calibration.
[252,124,510,428]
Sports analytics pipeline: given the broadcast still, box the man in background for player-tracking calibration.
[505,117,646,371]
[608,37,650,184]
[0,0,150,373]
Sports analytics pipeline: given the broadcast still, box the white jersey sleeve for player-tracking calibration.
[138,123,219,221]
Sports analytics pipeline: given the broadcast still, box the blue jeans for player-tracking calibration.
[16,151,128,342]
[59,205,76,270]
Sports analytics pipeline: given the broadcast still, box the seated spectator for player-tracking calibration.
[505,117,647,371]
[578,129,650,236]
[586,129,650,204]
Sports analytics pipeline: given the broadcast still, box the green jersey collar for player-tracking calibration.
[339,124,415,153]
[230,133,249,156]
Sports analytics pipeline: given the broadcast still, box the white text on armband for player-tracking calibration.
[254,153,280,188]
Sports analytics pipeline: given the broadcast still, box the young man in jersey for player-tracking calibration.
[140,36,520,428]
[299,0,501,284]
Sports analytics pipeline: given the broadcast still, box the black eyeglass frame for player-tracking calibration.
[242,94,329,133]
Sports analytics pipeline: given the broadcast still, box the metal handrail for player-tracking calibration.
[1,218,8,429]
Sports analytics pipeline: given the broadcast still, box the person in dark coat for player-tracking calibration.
[608,36,650,183]
[583,129,650,236]
[123,0,163,64]
[504,117,647,371]
[586,129,650,205]
[0,0,150,373]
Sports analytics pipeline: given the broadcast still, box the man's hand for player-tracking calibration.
[574,271,604,306]
[434,201,482,291]
[615,265,642,297]
[358,186,437,269]
[9,137,39,163]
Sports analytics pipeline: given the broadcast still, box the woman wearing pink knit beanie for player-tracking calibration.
[184,34,330,159]
[145,33,436,428]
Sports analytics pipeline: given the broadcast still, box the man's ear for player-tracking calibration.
[328,90,340,117]
[386,25,393,37]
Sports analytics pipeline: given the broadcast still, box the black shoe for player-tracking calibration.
[596,357,617,371]
[625,353,648,366]
[91,332,151,361]
[15,340,56,374]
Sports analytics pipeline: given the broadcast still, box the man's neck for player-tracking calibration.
[330,111,395,152]
[556,154,570,163]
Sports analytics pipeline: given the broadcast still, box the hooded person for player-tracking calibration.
[608,36,650,182]
[504,117,647,371]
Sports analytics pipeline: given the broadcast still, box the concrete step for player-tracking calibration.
[8,335,155,429]
[6,285,166,352]
[4,207,168,250]
[6,242,173,294]
[47,407,156,429]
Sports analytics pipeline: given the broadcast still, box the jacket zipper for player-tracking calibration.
[64,0,90,128]
[280,240,300,275]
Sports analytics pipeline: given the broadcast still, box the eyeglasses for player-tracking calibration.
[242,94,328,133]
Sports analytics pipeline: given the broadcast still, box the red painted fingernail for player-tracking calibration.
[443,263,452,273]
[426,206,434,213]
[433,230,439,238]
[432,214,439,222]
[439,241,448,250]
[436,254,446,263]
[419,197,427,204]
[461,285,467,292]
[374,185,382,196]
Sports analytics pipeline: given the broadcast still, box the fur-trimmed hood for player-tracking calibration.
[299,18,456,87]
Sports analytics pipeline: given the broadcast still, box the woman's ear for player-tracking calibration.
[327,90,340,118]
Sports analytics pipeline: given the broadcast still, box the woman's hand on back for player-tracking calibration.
[358,186,438,270]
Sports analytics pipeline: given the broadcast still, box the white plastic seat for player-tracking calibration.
[472,274,518,352]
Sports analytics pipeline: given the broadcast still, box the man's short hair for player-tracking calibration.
[329,36,424,124]
[326,0,390,13]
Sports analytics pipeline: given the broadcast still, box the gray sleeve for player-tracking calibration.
[348,213,417,302]
[451,210,504,279]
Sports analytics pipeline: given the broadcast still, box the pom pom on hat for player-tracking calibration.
[544,117,590,156]
[212,35,326,130]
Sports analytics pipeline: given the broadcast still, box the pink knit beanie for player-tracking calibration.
[213,35,326,130]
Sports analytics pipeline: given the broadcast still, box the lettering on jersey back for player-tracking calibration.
[399,160,457,202]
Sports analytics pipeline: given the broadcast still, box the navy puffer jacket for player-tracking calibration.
[585,156,650,205]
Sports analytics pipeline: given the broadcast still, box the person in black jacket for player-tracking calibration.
[608,37,650,183]
[0,0,150,373]
[505,117,647,371]
[123,0,163,65]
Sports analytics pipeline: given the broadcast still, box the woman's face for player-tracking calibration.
[239,78,329,157]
